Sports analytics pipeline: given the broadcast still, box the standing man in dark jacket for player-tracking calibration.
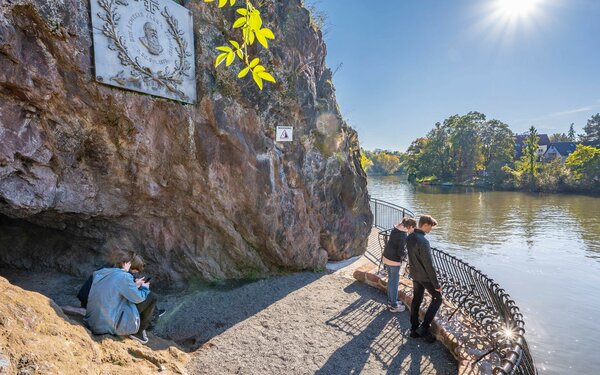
[382,217,417,312]
[406,214,440,343]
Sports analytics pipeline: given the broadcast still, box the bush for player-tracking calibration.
[536,160,575,193]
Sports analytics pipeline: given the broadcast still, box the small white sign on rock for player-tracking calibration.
[276,126,293,142]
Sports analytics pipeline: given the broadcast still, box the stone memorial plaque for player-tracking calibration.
[90,0,196,103]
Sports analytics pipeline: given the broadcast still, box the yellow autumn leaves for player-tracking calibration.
[204,0,276,90]
[204,0,236,7]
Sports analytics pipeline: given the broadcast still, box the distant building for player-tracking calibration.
[515,133,551,160]
[543,142,577,162]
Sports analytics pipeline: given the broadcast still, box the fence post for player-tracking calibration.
[374,199,378,228]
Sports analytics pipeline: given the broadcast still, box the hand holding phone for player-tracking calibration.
[135,278,145,288]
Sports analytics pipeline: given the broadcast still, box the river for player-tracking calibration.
[367,175,600,375]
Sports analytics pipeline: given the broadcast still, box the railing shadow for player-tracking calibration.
[315,282,455,375]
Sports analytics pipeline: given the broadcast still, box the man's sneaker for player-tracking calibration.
[388,304,406,313]
[416,326,436,343]
[410,329,421,338]
[156,308,166,318]
[130,330,148,344]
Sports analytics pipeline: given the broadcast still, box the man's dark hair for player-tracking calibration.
[418,215,438,228]
[401,217,417,228]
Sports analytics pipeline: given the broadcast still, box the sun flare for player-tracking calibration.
[496,0,542,19]
[473,0,550,44]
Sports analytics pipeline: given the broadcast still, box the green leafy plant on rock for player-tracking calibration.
[203,0,276,90]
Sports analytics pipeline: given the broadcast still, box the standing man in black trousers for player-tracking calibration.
[406,214,441,343]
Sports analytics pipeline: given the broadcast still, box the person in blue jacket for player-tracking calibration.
[76,254,145,309]
[84,247,156,344]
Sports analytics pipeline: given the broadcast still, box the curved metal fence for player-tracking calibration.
[370,197,537,375]
[369,197,415,230]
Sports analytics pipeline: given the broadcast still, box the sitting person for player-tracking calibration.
[84,246,157,344]
[77,254,145,309]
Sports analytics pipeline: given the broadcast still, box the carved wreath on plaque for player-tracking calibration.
[96,0,192,101]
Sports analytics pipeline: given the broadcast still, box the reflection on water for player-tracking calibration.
[368,176,600,375]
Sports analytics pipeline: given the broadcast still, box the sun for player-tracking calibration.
[496,0,542,19]
[472,0,550,44]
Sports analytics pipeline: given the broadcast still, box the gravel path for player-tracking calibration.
[1,229,458,375]
[156,272,457,375]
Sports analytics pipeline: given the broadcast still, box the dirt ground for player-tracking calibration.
[1,263,457,375]
[173,272,457,375]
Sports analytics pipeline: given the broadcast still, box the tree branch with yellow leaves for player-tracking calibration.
[203,0,276,90]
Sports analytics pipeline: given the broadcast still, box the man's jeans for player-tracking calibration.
[410,280,443,330]
[385,264,401,307]
[136,292,158,333]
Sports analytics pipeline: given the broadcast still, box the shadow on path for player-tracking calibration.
[0,267,325,353]
[154,272,325,351]
[316,282,455,375]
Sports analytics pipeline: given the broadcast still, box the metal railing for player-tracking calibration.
[369,197,537,375]
[369,197,416,230]
[431,247,537,375]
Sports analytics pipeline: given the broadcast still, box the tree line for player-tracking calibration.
[360,149,404,175]
[361,112,600,194]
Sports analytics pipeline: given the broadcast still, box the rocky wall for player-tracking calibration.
[0,0,372,285]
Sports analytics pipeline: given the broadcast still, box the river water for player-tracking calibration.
[367,176,600,375]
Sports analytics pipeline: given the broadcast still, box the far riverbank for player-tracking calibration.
[368,174,600,196]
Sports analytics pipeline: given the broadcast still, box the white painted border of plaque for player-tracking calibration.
[90,0,196,103]
[276,126,293,142]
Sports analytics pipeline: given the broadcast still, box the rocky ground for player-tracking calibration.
[1,265,457,375]
[0,273,189,375]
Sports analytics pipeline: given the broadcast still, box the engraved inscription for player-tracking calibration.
[90,0,196,103]
[143,0,160,14]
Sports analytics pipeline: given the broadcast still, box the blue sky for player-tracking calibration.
[312,0,600,151]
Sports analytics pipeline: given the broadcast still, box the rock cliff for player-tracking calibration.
[0,0,372,284]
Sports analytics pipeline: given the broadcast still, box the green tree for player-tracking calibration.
[424,122,452,180]
[447,112,485,181]
[550,133,570,142]
[404,138,430,180]
[374,153,401,175]
[480,119,514,185]
[522,126,540,186]
[579,114,600,143]
[566,145,600,184]
[536,159,574,193]
[568,123,576,141]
